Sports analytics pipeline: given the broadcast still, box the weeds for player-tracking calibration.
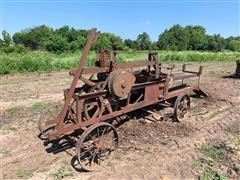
[192,158,227,180]
[38,77,50,81]
[203,169,227,180]
[31,102,48,110]
[53,166,73,180]
[208,71,217,77]
[37,168,48,173]
[198,145,228,163]
[17,169,35,180]
[191,106,203,114]
[1,126,17,134]
[228,134,240,151]
[207,112,219,120]
[1,50,239,75]
[0,149,11,157]
[6,106,23,114]
[192,144,237,179]
[207,107,231,121]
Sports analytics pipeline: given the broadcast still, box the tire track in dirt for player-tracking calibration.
[150,104,240,178]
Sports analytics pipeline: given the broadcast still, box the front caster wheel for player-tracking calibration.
[76,122,119,171]
[174,95,191,122]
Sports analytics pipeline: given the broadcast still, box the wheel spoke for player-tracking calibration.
[84,153,95,166]
[97,128,100,138]
[99,127,107,142]
[92,107,100,119]
[79,148,94,158]
[88,133,97,143]
[77,123,118,171]
[174,95,190,121]
[91,153,98,166]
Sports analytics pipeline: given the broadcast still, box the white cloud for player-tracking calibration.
[141,20,150,25]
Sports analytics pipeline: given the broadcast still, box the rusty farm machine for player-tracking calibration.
[39,28,207,171]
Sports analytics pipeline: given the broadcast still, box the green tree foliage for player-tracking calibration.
[0,38,3,48]
[1,30,15,53]
[69,36,87,52]
[1,24,240,54]
[125,33,152,50]
[157,25,189,50]
[93,33,111,50]
[43,35,69,53]
[225,36,240,51]
[12,25,54,50]
[124,39,138,49]
[151,42,159,50]
[227,40,240,51]
[136,32,151,50]
[93,32,126,50]
[207,34,225,51]
[2,30,11,47]
[55,26,88,44]
[186,25,208,50]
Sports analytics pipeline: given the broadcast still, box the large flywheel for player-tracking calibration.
[108,70,135,99]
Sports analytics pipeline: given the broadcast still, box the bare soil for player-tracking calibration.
[1,61,240,179]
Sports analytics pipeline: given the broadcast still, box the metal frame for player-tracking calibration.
[41,28,207,140]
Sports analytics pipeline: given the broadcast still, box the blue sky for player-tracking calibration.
[1,0,239,41]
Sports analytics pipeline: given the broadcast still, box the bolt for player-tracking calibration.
[121,81,126,88]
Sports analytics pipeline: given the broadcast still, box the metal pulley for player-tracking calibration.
[108,70,136,98]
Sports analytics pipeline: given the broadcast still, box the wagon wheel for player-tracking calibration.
[174,95,191,122]
[38,105,75,137]
[38,105,61,136]
[76,122,119,171]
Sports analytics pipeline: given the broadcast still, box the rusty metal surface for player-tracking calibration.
[39,28,207,169]
[108,70,135,98]
[76,122,118,171]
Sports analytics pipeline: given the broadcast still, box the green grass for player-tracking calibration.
[192,158,228,180]
[53,166,73,179]
[0,149,11,157]
[6,106,24,114]
[0,50,239,75]
[198,145,228,163]
[192,144,233,179]
[191,106,203,114]
[17,169,35,180]
[1,125,17,133]
[31,102,48,110]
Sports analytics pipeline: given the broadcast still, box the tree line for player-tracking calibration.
[1,24,240,53]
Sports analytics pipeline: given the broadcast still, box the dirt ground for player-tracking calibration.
[1,61,240,179]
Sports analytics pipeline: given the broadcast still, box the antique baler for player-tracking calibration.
[39,28,207,171]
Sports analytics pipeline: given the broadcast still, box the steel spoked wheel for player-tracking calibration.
[84,82,112,120]
[76,122,119,171]
[84,96,112,120]
[174,95,191,121]
[38,105,61,136]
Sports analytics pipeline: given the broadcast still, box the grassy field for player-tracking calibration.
[0,50,239,75]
